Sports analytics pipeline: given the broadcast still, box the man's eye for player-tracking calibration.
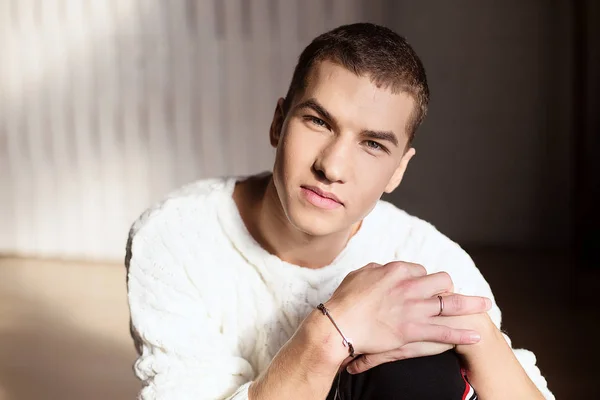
[306,116,327,127]
[366,140,382,150]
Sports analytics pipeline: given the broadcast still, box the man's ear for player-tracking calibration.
[269,98,286,148]
[384,147,416,193]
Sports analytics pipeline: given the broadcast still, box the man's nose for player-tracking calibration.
[312,138,352,184]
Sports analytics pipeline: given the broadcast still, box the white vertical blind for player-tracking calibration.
[0,0,382,261]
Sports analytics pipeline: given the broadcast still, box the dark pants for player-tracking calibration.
[326,350,476,400]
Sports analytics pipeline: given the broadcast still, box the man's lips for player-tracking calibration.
[301,185,343,205]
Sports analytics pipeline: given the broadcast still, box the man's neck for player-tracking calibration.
[234,174,358,269]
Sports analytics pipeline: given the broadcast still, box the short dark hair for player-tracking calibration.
[283,23,429,141]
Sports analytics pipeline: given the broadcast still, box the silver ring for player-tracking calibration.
[437,295,444,316]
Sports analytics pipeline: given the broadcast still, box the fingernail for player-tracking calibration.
[346,366,355,374]
[469,333,481,343]
[485,298,492,309]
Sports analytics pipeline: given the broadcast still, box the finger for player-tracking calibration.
[396,341,454,360]
[383,261,427,278]
[405,271,454,298]
[338,355,356,372]
[346,353,389,375]
[347,342,455,375]
[427,294,491,316]
[407,323,481,345]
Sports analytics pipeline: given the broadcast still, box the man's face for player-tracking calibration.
[270,60,416,236]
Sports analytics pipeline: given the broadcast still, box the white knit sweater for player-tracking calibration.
[126,176,554,399]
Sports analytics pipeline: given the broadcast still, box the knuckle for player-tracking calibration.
[379,262,397,277]
[413,263,427,276]
[387,261,425,277]
[407,264,427,276]
[451,295,464,312]
[357,263,378,275]
[385,261,403,268]
[439,271,453,287]
[440,328,453,343]
[385,261,405,276]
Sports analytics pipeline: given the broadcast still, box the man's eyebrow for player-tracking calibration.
[294,98,399,147]
[362,129,399,147]
[294,98,337,125]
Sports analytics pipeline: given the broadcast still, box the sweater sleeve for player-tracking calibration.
[126,209,255,400]
[440,242,555,400]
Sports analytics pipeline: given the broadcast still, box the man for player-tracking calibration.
[126,23,553,399]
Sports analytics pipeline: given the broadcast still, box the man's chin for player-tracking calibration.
[286,208,346,237]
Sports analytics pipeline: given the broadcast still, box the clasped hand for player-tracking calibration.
[324,261,494,374]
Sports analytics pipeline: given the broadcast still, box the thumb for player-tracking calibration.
[346,354,386,375]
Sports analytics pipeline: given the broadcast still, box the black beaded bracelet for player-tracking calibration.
[316,303,355,358]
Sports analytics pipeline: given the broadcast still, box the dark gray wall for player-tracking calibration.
[577,0,600,268]
[378,1,574,248]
